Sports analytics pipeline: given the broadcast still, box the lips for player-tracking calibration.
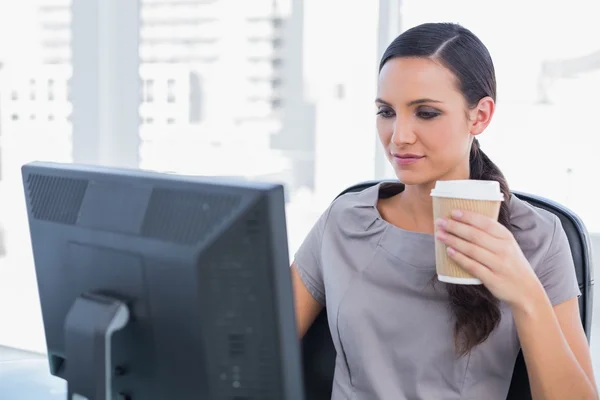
[392,153,424,166]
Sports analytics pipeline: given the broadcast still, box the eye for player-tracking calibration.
[416,107,441,120]
[376,106,395,119]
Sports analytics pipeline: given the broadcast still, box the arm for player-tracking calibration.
[435,210,597,400]
[291,263,323,338]
[291,204,333,338]
[513,287,597,400]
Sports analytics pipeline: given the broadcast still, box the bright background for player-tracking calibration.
[0,0,599,377]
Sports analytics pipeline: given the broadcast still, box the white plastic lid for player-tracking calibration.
[430,180,504,201]
[438,275,482,285]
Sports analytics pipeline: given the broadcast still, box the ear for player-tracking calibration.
[468,96,495,136]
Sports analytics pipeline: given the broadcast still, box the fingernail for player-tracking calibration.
[436,230,447,240]
[451,210,463,219]
[447,247,456,255]
[435,218,447,227]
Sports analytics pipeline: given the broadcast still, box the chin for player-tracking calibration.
[393,169,434,187]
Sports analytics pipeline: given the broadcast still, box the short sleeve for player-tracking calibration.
[537,216,581,307]
[293,206,332,306]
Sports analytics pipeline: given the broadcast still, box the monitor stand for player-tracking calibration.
[64,293,130,400]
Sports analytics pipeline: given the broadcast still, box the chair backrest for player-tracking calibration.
[301,180,594,400]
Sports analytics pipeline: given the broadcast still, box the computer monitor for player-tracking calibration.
[21,161,304,400]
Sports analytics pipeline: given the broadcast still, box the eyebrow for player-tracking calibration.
[375,98,443,107]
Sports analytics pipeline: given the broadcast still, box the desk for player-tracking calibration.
[0,347,66,399]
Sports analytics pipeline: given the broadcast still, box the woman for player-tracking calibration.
[292,23,597,399]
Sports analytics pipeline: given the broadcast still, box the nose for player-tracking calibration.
[391,118,417,146]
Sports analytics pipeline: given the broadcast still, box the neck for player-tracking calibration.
[396,164,471,232]
[396,183,436,233]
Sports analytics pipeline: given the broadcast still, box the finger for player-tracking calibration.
[446,246,495,283]
[437,230,500,270]
[436,218,503,253]
[450,209,508,239]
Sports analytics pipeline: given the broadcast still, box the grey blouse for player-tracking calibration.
[294,182,580,400]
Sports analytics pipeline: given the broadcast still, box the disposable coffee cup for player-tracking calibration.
[431,180,504,285]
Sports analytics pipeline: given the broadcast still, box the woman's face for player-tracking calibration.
[376,57,493,186]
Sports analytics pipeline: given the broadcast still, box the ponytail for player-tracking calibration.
[469,138,511,228]
[447,138,511,356]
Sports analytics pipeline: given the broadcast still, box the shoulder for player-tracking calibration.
[509,194,559,235]
[509,194,564,267]
[327,183,380,220]
[321,183,391,236]
[509,193,581,304]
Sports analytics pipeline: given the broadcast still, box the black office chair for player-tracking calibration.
[301,180,594,400]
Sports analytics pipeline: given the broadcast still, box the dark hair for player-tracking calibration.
[380,23,511,356]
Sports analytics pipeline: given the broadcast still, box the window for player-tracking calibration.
[144,79,154,102]
[48,79,55,101]
[167,79,175,103]
[29,79,36,100]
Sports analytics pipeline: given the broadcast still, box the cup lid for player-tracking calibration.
[430,180,504,201]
